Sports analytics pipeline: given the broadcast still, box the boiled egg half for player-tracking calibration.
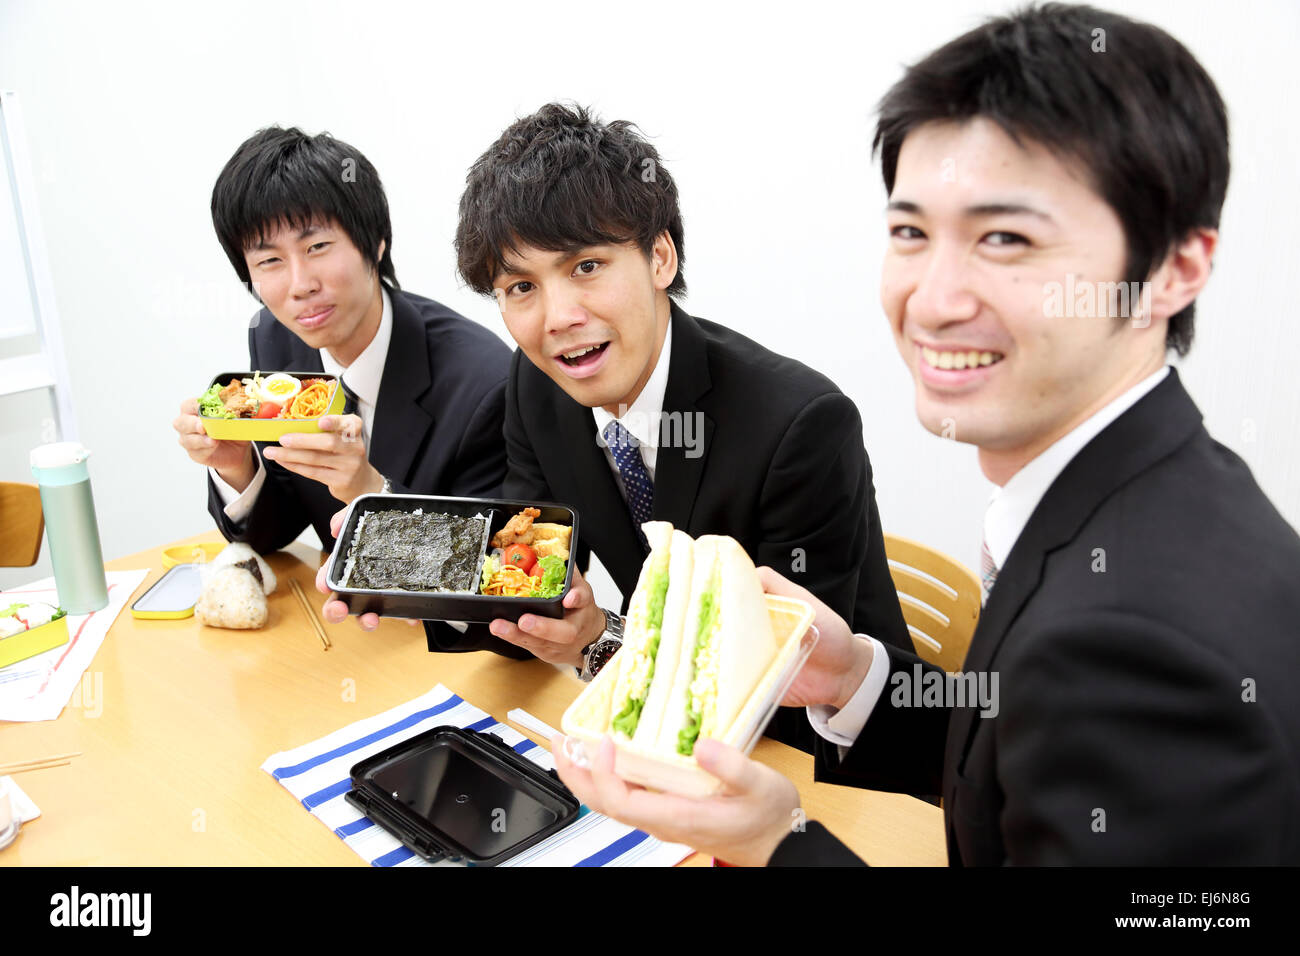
[253,373,301,405]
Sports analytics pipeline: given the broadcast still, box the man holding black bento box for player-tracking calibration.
[440,103,912,709]
[173,127,512,559]
[320,105,911,715]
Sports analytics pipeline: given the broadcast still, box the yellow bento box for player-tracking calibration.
[198,371,344,441]
[0,613,70,668]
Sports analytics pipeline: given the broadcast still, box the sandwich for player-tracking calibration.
[607,522,694,746]
[603,525,779,756]
[657,535,777,755]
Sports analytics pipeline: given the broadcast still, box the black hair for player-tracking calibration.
[211,126,398,295]
[455,103,686,298]
[874,3,1229,355]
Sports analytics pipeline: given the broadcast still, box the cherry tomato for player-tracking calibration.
[504,543,537,574]
[256,402,282,419]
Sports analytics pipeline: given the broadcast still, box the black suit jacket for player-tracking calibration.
[206,288,511,555]
[427,303,911,672]
[771,370,1300,865]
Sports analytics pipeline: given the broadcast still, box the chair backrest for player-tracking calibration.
[884,533,981,673]
[0,482,44,567]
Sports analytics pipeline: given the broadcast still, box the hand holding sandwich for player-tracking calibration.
[552,732,800,867]
[554,533,880,865]
[757,567,876,712]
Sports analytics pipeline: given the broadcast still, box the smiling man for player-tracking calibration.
[446,103,911,706]
[173,127,511,559]
[554,5,1300,864]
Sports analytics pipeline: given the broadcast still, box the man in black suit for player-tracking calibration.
[442,104,910,689]
[174,127,510,557]
[554,5,1300,865]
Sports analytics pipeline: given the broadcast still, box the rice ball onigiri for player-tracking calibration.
[195,566,267,629]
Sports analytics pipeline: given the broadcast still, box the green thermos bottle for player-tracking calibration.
[30,442,109,614]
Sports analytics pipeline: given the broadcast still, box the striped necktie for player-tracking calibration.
[602,420,654,537]
[980,536,999,606]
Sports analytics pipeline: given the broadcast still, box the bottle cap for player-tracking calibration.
[30,442,92,469]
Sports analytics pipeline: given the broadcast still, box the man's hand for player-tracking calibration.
[263,414,384,504]
[758,566,874,711]
[316,506,418,630]
[173,397,256,490]
[487,565,603,669]
[553,734,801,866]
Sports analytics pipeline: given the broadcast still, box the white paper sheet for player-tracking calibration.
[0,569,148,722]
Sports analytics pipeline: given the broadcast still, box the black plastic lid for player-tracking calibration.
[346,725,579,866]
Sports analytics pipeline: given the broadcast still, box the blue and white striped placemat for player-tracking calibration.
[261,684,691,867]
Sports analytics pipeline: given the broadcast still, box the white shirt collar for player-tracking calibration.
[320,287,392,407]
[592,319,673,457]
[984,365,1170,569]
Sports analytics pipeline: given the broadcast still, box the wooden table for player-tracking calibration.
[1,532,946,866]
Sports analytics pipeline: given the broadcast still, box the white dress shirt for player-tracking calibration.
[211,289,393,520]
[808,365,1172,752]
[590,321,673,489]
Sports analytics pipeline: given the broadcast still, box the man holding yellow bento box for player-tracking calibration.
[172,126,512,558]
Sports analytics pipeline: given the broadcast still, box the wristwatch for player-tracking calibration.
[578,608,624,682]
[379,475,392,494]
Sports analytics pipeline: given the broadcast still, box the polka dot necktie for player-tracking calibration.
[602,420,655,535]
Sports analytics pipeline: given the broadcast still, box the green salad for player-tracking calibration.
[199,384,237,419]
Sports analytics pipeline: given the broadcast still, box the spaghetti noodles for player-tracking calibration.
[286,381,332,419]
[482,566,540,597]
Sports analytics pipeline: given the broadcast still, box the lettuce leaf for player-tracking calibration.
[532,555,567,598]
[199,384,235,419]
[677,586,720,755]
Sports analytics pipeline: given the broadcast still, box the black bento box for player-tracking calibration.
[324,494,579,624]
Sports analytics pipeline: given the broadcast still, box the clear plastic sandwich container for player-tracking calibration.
[560,593,817,797]
[198,371,345,441]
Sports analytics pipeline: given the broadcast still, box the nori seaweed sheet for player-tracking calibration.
[345,510,487,592]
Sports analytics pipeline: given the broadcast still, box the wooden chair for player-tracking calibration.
[884,533,982,673]
[0,482,44,567]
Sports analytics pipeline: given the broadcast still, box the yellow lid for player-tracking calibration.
[161,542,226,569]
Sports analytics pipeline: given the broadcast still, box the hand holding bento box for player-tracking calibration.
[315,547,600,666]
[314,497,601,667]
[174,396,258,491]
[262,417,385,505]
[174,370,383,504]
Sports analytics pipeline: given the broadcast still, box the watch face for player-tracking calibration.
[589,639,621,677]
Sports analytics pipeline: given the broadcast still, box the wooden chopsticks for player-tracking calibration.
[288,578,331,650]
[0,751,81,775]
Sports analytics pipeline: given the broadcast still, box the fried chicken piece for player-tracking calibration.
[218,379,258,418]
[491,507,541,548]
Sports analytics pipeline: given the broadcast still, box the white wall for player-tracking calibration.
[2,0,1297,594]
